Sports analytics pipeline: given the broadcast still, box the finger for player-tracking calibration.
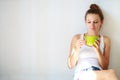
[93,42,98,48]
[80,40,86,44]
[93,40,100,48]
[95,40,100,45]
[80,41,85,46]
[76,40,82,48]
[77,40,85,47]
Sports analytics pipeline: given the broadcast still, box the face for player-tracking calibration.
[85,14,103,34]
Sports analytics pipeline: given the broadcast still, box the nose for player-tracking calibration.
[91,22,95,27]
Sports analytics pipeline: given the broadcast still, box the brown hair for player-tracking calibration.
[85,4,104,21]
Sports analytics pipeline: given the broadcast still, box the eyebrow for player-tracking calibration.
[87,19,99,21]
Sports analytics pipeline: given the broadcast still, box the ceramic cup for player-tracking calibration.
[85,36,99,46]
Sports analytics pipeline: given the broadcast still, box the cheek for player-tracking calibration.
[95,24,100,26]
[96,24,101,29]
[86,23,90,26]
[95,22,102,26]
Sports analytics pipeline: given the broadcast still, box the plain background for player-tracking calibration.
[0,0,120,80]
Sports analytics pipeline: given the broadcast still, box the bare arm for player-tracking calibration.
[68,34,85,69]
[94,36,111,69]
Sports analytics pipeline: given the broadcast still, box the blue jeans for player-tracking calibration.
[80,66,101,71]
[74,66,101,80]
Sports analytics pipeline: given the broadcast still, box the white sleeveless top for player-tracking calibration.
[75,33,104,73]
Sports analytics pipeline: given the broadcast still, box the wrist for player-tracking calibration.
[95,48,102,55]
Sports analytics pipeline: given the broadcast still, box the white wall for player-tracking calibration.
[0,0,120,80]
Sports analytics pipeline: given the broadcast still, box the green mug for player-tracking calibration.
[85,35,99,46]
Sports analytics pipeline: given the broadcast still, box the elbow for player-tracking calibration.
[102,66,108,70]
[102,63,109,70]
[68,64,73,69]
[68,58,75,69]
[68,60,73,69]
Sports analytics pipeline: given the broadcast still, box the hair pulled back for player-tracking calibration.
[85,4,104,21]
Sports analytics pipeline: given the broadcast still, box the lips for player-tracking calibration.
[89,27,96,30]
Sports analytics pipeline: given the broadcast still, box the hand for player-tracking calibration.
[93,39,101,52]
[75,39,85,49]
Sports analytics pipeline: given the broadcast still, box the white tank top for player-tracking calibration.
[75,33,104,73]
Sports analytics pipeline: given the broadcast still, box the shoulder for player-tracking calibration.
[71,34,81,41]
[103,35,111,48]
[103,35,110,43]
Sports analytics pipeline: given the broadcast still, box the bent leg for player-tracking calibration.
[94,69,119,80]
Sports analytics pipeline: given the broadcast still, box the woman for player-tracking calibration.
[68,4,119,80]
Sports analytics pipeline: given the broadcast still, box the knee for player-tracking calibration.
[108,69,115,74]
[107,69,117,77]
[107,69,119,80]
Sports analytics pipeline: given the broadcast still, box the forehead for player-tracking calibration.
[86,14,100,21]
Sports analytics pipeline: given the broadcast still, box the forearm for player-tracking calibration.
[68,50,79,69]
[68,56,77,69]
[96,49,108,69]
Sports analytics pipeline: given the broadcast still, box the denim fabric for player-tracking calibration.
[80,66,100,71]
[74,66,101,80]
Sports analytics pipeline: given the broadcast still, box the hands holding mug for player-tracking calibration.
[75,35,100,49]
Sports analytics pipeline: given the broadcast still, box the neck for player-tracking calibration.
[86,32,99,36]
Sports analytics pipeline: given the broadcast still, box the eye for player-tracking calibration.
[94,21,98,23]
[87,22,91,23]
